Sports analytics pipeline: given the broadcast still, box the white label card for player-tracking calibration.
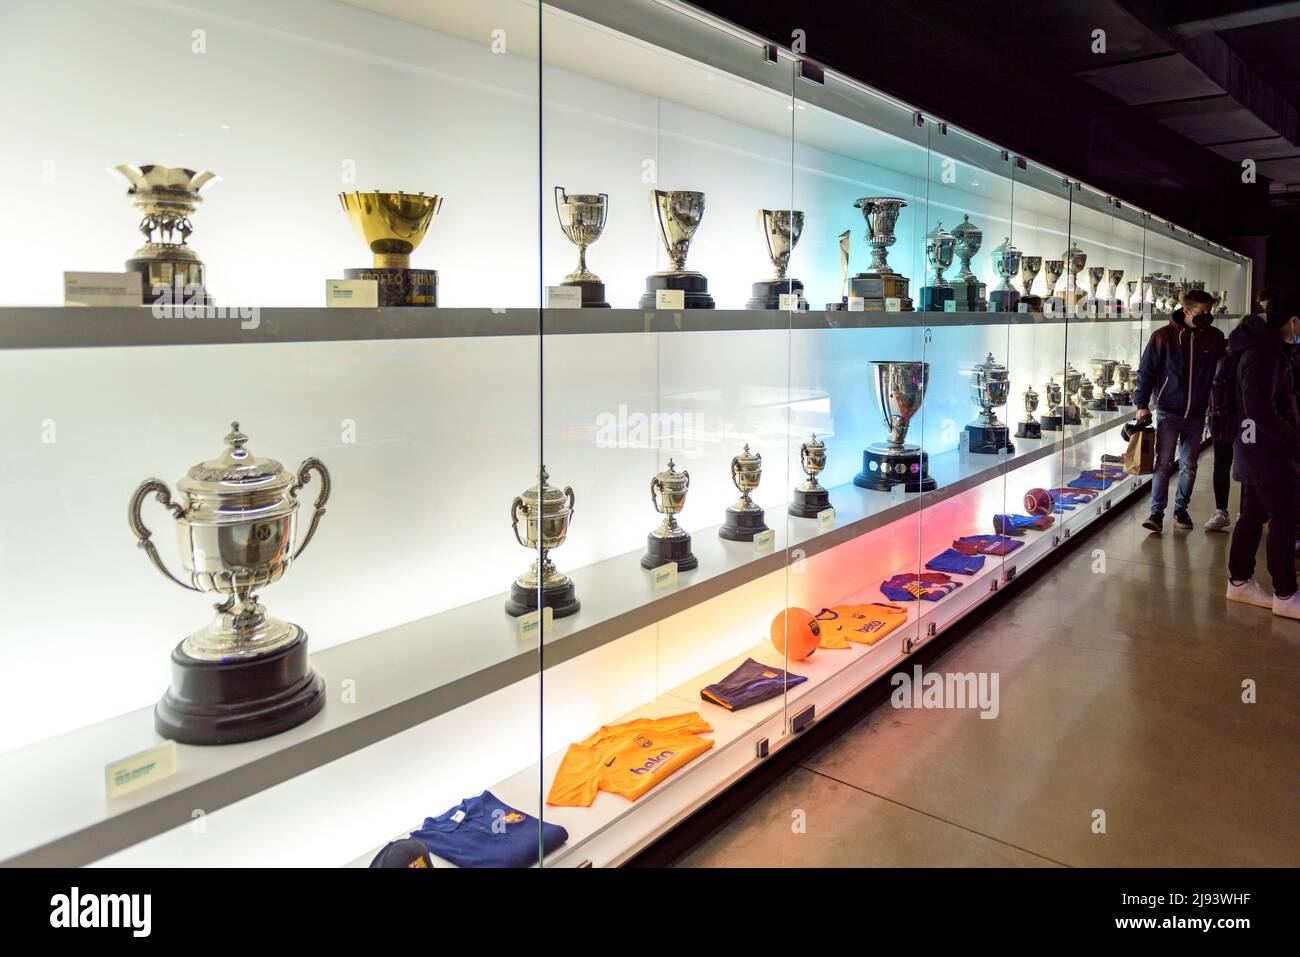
[778,293,800,311]
[944,300,957,312]
[847,297,865,312]
[105,740,177,800]
[655,289,685,310]
[517,606,554,641]
[545,285,583,309]
[326,279,378,308]
[651,562,678,590]
[817,507,836,528]
[754,529,775,552]
[64,271,142,307]
[884,297,902,312]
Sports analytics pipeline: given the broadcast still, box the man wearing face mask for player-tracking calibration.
[1133,289,1227,533]
[1225,291,1300,617]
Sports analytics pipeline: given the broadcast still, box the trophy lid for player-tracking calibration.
[805,432,825,450]
[951,214,981,242]
[926,220,954,242]
[654,458,689,489]
[177,422,293,498]
[734,443,762,467]
[975,352,1009,377]
[519,466,570,512]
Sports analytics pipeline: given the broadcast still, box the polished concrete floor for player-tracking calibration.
[674,456,1300,867]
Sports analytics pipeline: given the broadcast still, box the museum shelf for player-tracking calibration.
[0,403,1137,866]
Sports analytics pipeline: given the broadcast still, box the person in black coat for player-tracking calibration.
[1225,292,1300,617]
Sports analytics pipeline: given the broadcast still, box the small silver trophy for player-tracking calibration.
[720,444,769,541]
[640,188,714,308]
[643,459,697,571]
[506,467,579,619]
[790,433,832,518]
[746,208,807,310]
[555,187,609,307]
[1015,385,1042,439]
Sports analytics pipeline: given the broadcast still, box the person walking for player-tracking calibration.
[1132,289,1227,532]
[1225,292,1300,618]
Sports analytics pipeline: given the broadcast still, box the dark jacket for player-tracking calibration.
[1229,314,1300,484]
[1132,309,1227,419]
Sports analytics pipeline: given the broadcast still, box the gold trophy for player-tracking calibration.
[116,164,218,305]
[340,190,443,306]
[506,467,579,619]
[129,422,330,744]
[643,459,697,571]
[720,444,770,541]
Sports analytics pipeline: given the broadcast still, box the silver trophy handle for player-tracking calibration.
[289,457,331,561]
[564,486,576,525]
[799,442,809,474]
[650,475,664,514]
[553,186,566,224]
[129,479,198,592]
[730,455,742,493]
[510,495,527,548]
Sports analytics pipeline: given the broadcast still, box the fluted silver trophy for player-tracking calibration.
[640,188,714,308]
[965,352,1014,454]
[950,214,986,311]
[746,208,807,310]
[848,196,913,310]
[919,220,956,312]
[554,187,609,307]
[854,361,936,492]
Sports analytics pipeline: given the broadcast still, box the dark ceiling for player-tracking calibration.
[690,0,1300,281]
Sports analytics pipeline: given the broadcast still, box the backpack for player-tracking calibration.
[1208,349,1242,444]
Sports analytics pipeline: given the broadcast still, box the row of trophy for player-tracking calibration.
[112,165,1228,315]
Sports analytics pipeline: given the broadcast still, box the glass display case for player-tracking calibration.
[0,0,1249,868]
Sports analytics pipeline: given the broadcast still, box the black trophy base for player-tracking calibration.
[719,507,769,542]
[1015,419,1043,439]
[1040,413,1064,432]
[127,258,211,306]
[919,285,955,312]
[965,423,1014,455]
[745,278,808,311]
[155,629,325,746]
[345,267,438,307]
[560,279,610,308]
[989,288,1021,312]
[639,272,715,309]
[1064,407,1083,426]
[1089,397,1119,412]
[641,533,698,571]
[854,446,936,493]
[505,578,580,619]
[951,279,987,312]
[789,485,831,518]
[1114,391,1133,407]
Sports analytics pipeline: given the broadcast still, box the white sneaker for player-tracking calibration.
[1226,579,1274,609]
[1204,509,1231,531]
[1273,592,1300,620]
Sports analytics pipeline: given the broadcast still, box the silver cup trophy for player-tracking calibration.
[1054,362,1084,425]
[642,459,697,571]
[555,187,610,308]
[746,208,807,310]
[720,444,770,541]
[1106,268,1126,315]
[854,360,936,492]
[1041,379,1065,431]
[1089,358,1119,411]
[790,433,832,518]
[129,422,329,744]
[990,237,1023,311]
[1062,244,1088,308]
[640,188,714,308]
[506,467,579,619]
[117,164,218,305]
[966,352,1014,454]
[1019,255,1044,311]
[1112,360,1134,406]
[920,220,956,312]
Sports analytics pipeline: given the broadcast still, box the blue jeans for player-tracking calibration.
[1150,411,1205,514]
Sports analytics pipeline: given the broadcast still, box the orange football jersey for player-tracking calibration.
[815,603,909,647]
[546,712,714,807]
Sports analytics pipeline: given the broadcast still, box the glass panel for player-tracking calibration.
[0,0,543,868]
[537,1,797,866]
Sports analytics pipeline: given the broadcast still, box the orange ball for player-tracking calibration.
[770,607,820,661]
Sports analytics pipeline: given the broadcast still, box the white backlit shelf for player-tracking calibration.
[0,306,1224,350]
[0,407,1134,866]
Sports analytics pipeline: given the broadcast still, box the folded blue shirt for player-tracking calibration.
[701,657,806,711]
[410,790,567,868]
[925,548,986,576]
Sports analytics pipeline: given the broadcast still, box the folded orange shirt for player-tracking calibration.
[815,603,909,647]
[546,712,714,807]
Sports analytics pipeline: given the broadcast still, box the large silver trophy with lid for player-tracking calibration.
[129,422,329,744]
[554,187,609,307]
[919,220,956,312]
[854,361,936,492]
[507,467,579,619]
[965,352,1014,454]
[643,459,697,571]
